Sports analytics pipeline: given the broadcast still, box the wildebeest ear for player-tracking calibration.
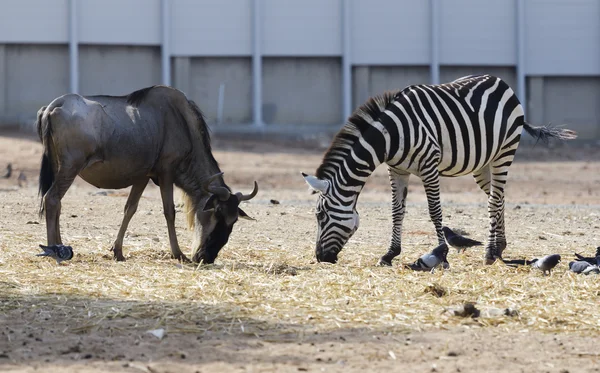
[202,194,219,212]
[238,208,255,221]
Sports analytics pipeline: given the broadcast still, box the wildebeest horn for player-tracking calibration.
[202,172,231,201]
[235,181,259,202]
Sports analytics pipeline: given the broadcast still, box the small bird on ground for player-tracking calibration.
[573,247,600,266]
[502,254,561,275]
[581,265,600,275]
[569,260,593,274]
[530,254,561,275]
[2,163,12,178]
[405,243,449,272]
[17,171,27,187]
[36,244,74,264]
[442,226,483,253]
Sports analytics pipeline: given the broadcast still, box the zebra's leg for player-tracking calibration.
[484,161,512,264]
[378,168,410,266]
[421,168,445,245]
[473,164,491,196]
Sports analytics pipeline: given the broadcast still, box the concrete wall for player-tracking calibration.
[1,44,69,122]
[352,66,430,108]
[534,77,600,140]
[263,57,341,125]
[1,0,599,139]
[187,57,252,125]
[79,45,161,96]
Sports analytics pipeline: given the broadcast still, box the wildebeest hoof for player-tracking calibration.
[110,246,126,261]
[173,253,191,263]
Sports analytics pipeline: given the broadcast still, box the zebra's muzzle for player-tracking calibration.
[316,245,339,264]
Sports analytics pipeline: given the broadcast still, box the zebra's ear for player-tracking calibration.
[301,172,329,194]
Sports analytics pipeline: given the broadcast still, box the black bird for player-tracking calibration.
[2,163,12,178]
[36,244,74,264]
[502,254,561,275]
[569,260,593,274]
[406,243,449,272]
[573,246,600,266]
[530,254,561,275]
[442,226,483,253]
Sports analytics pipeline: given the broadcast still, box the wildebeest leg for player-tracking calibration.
[55,203,63,244]
[44,165,80,246]
[158,176,190,262]
[111,179,149,261]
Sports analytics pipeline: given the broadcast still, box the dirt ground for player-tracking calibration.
[1,129,599,373]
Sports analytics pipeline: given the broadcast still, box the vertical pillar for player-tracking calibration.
[528,77,544,127]
[353,66,370,109]
[341,0,352,121]
[172,57,191,94]
[516,0,526,115]
[252,0,263,127]
[430,0,440,85]
[0,45,6,116]
[161,0,171,86]
[68,0,79,94]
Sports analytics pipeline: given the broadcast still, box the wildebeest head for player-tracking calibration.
[191,172,258,264]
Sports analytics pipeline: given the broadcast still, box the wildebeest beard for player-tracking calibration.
[193,219,234,264]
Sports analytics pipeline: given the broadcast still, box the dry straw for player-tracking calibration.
[1,229,599,340]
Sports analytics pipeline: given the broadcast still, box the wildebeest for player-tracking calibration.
[36,85,258,264]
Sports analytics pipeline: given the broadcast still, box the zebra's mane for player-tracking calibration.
[315,90,399,179]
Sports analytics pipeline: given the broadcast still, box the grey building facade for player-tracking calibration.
[0,0,599,139]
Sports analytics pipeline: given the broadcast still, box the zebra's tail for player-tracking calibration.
[522,121,578,144]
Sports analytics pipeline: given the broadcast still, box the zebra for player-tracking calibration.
[301,74,577,266]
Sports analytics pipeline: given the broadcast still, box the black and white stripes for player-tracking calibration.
[303,74,576,265]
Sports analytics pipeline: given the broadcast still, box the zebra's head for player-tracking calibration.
[302,172,360,264]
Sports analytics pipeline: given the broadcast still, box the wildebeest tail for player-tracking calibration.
[37,110,55,217]
[522,121,578,144]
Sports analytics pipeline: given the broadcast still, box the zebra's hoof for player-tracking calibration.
[484,257,497,265]
[377,259,393,267]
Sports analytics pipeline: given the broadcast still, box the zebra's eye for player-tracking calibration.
[316,210,326,220]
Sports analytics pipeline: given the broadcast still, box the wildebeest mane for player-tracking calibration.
[315,90,399,179]
[181,99,225,230]
[126,86,157,106]
[187,99,221,174]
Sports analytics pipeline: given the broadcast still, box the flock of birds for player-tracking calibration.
[35,230,599,278]
[3,163,28,187]
[405,226,600,276]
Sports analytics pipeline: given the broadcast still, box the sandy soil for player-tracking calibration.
[1,130,599,373]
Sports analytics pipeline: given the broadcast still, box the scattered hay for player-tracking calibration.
[1,188,600,342]
[263,262,298,276]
